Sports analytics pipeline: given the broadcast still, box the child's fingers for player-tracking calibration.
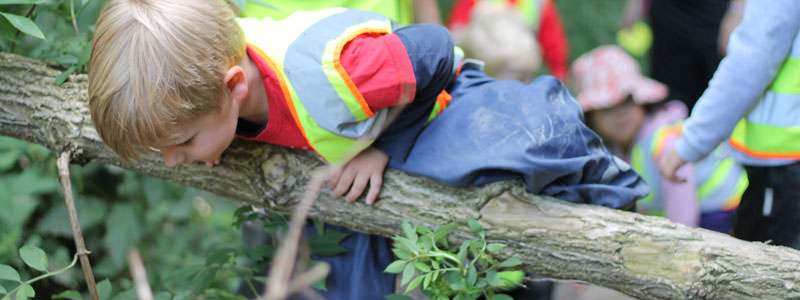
[365,172,382,205]
[327,167,343,189]
[346,173,369,203]
[333,168,356,197]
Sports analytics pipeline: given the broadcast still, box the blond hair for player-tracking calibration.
[89,0,245,160]
[453,1,540,81]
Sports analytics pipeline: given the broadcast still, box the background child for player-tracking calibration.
[449,1,541,82]
[447,0,569,82]
[88,1,647,298]
[659,1,800,249]
[572,45,746,232]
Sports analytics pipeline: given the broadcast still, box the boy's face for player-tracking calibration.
[152,97,239,167]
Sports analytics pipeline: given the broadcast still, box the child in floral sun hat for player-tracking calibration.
[572,45,747,233]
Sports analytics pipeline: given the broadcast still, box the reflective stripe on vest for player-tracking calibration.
[483,0,544,32]
[242,0,414,26]
[239,8,452,165]
[729,31,800,160]
[239,8,392,165]
[633,122,746,215]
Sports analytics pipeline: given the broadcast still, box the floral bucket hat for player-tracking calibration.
[570,45,668,111]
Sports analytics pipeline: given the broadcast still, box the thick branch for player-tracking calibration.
[1,52,799,299]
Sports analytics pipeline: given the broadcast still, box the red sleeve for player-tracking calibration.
[537,0,569,82]
[445,0,475,31]
[339,33,417,112]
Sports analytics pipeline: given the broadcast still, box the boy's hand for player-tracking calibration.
[328,147,389,205]
[658,149,688,183]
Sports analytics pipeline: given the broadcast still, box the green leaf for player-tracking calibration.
[422,272,431,289]
[466,264,477,287]
[19,245,47,272]
[401,221,417,243]
[16,284,33,300]
[103,203,143,269]
[401,263,415,286]
[309,226,349,256]
[404,274,424,293]
[486,270,504,287]
[0,12,44,40]
[0,284,6,294]
[392,247,413,260]
[55,66,77,86]
[0,265,20,282]
[193,268,216,293]
[412,261,430,273]
[467,219,483,235]
[384,294,414,300]
[487,243,505,252]
[497,271,524,288]
[36,196,107,237]
[394,237,417,256]
[384,260,406,274]
[52,290,83,300]
[498,258,521,268]
[490,294,513,300]
[0,0,47,4]
[456,241,469,263]
[97,279,112,300]
[446,271,464,291]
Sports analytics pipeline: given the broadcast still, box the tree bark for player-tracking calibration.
[2,52,799,299]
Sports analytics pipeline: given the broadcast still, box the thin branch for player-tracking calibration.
[127,249,154,300]
[69,0,79,37]
[57,151,100,300]
[263,167,331,300]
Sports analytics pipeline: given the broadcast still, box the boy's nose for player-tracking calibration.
[162,150,186,167]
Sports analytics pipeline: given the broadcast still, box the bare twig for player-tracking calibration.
[127,249,154,300]
[263,167,332,300]
[69,0,79,37]
[57,151,100,300]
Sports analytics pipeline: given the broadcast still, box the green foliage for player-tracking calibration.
[0,245,92,300]
[385,220,524,300]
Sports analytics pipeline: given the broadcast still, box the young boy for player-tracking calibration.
[88,0,648,298]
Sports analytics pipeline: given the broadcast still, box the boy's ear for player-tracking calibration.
[223,65,248,103]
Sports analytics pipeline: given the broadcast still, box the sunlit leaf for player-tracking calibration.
[401,263,415,286]
[19,245,47,272]
[384,260,406,274]
[405,275,424,293]
[0,12,44,40]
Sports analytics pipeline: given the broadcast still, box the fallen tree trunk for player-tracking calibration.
[2,52,799,299]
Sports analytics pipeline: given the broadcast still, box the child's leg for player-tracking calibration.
[733,163,800,249]
[390,71,649,208]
